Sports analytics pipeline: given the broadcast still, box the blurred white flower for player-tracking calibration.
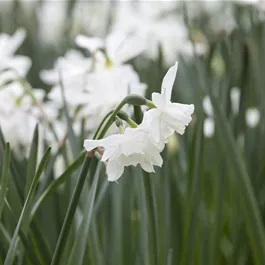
[203,117,215,138]
[203,96,214,117]
[203,96,215,138]
[77,65,146,129]
[143,62,194,147]
[111,2,207,65]
[0,83,41,150]
[37,0,67,46]
[245,108,260,128]
[84,126,163,181]
[230,87,241,115]
[76,31,146,67]
[0,28,31,85]
[40,50,92,87]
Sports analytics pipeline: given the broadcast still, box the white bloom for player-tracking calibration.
[230,87,241,115]
[245,108,260,128]
[40,50,92,87]
[203,118,215,138]
[78,65,146,127]
[111,2,207,65]
[142,62,194,147]
[203,96,213,117]
[202,96,215,138]
[76,31,146,66]
[0,83,39,151]
[37,0,67,46]
[84,127,163,181]
[0,28,31,84]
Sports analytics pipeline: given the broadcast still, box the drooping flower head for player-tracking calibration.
[84,126,162,182]
[143,62,194,148]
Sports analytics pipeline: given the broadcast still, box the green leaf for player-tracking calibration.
[66,162,101,265]
[50,155,92,265]
[59,74,79,158]
[31,151,84,219]
[0,142,11,220]
[181,121,203,265]
[209,91,265,265]
[25,124,39,198]
[4,147,51,265]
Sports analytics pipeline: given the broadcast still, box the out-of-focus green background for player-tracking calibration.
[1,1,265,265]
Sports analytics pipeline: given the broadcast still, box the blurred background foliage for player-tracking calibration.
[1,1,265,265]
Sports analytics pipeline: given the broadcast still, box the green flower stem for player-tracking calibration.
[51,94,147,265]
[50,154,93,265]
[98,101,126,139]
[146,100,156,109]
[98,95,146,139]
[93,111,113,140]
[127,118,138,128]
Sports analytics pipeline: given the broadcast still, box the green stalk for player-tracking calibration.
[98,94,147,139]
[50,155,92,265]
[50,94,147,265]
[209,91,265,265]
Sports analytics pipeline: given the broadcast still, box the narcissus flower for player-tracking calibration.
[0,28,31,85]
[84,127,163,182]
[76,31,145,66]
[143,62,194,147]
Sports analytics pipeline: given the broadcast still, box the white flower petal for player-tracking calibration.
[152,92,167,109]
[161,62,178,103]
[5,28,26,57]
[149,148,163,167]
[106,159,125,182]
[163,103,194,135]
[83,139,102,152]
[142,109,162,143]
[75,35,104,53]
[245,108,260,128]
[203,118,215,138]
[114,34,146,64]
[202,96,213,116]
[140,160,155,173]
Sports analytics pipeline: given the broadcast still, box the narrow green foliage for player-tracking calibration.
[67,162,101,265]
[0,143,11,220]
[209,91,265,265]
[4,147,51,265]
[25,125,39,198]
[50,155,92,265]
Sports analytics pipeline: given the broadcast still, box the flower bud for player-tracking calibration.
[124,94,147,106]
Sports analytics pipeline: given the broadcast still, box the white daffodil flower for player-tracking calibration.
[0,28,31,84]
[143,62,194,148]
[40,49,92,87]
[245,107,260,128]
[76,31,146,66]
[84,127,163,182]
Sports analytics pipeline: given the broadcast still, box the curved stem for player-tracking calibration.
[97,100,127,139]
[93,111,113,140]
[127,118,138,128]
[50,154,93,265]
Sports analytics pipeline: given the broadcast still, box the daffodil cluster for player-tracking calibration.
[84,62,194,182]
[40,31,146,137]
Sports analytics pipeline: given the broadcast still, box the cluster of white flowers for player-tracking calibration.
[84,63,194,182]
[40,31,147,136]
[0,29,41,151]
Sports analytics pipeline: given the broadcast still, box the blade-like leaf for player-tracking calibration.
[31,151,84,219]
[66,162,101,265]
[4,147,51,265]
[25,124,39,198]
[0,143,11,220]
[209,91,265,265]
[50,155,92,265]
